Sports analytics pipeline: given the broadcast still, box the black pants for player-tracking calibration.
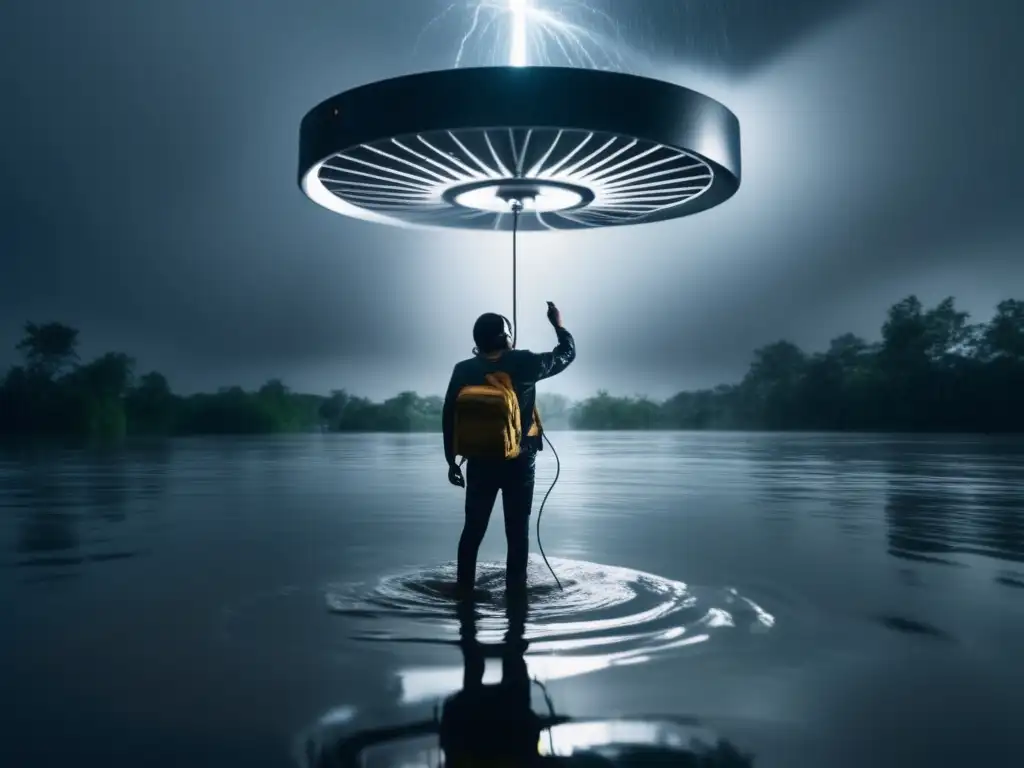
[457,451,536,592]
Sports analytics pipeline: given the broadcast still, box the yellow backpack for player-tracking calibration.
[453,371,542,461]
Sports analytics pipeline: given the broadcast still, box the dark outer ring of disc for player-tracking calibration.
[441,178,596,212]
[298,66,742,229]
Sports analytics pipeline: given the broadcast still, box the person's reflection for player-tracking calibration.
[313,587,757,767]
[440,591,542,765]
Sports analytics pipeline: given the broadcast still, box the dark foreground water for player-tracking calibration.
[2,432,1023,767]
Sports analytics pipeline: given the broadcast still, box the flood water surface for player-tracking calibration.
[2,433,1023,766]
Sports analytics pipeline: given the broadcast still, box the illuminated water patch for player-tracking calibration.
[327,556,773,701]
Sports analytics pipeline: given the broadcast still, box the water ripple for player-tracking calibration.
[326,556,774,663]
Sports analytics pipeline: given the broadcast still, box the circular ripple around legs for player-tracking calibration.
[326,556,774,662]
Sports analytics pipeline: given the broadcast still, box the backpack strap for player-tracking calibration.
[485,371,514,390]
[529,406,544,437]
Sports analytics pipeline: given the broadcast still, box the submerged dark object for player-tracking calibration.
[298,66,741,232]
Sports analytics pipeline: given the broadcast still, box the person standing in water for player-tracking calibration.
[443,302,576,598]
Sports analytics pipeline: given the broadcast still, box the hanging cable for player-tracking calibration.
[509,200,563,591]
[537,433,563,590]
[511,201,520,349]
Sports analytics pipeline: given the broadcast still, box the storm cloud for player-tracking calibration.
[1,0,1021,399]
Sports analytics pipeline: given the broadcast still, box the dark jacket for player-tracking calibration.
[443,326,576,465]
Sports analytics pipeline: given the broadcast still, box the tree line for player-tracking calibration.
[1,295,1021,439]
[570,295,1024,432]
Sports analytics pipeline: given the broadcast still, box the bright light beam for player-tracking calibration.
[428,1,630,71]
[509,0,529,66]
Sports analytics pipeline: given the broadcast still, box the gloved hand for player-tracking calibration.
[448,462,465,488]
[546,301,562,328]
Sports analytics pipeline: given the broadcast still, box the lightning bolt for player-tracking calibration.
[423,0,633,71]
[508,0,529,66]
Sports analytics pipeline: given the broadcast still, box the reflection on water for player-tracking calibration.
[303,593,756,768]
[6,434,1020,579]
[1,443,171,577]
[882,440,1024,568]
[2,433,1024,767]
[996,574,1024,589]
[874,615,955,642]
[328,556,773,703]
[724,433,1024,584]
[310,713,756,768]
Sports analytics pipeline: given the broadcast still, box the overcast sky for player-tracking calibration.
[1,0,1021,400]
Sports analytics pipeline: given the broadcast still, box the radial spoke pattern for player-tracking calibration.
[317,128,715,231]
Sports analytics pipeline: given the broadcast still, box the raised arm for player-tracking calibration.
[522,302,576,382]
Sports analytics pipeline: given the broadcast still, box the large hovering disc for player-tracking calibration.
[298,66,741,232]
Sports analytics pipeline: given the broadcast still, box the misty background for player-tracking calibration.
[1,0,1021,401]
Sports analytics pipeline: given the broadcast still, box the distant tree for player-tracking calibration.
[982,299,1024,361]
[320,389,351,430]
[75,352,136,398]
[137,371,172,398]
[536,392,572,428]
[923,297,975,364]
[258,379,289,400]
[125,372,177,434]
[571,391,665,430]
[65,352,136,439]
[742,340,807,428]
[880,296,927,366]
[16,321,80,379]
[2,294,1023,439]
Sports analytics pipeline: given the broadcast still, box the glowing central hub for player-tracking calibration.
[452,181,585,214]
[508,0,529,67]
